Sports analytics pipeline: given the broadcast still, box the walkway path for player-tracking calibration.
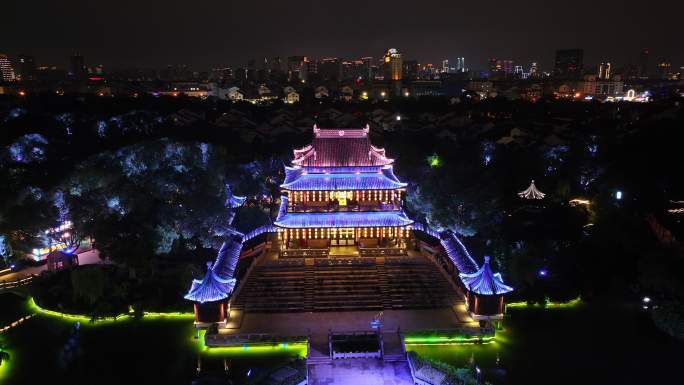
[308,359,413,385]
[0,249,103,283]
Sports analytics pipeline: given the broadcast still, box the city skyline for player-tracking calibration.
[3,0,683,71]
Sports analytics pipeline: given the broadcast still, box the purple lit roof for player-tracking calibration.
[292,125,393,168]
[281,166,407,191]
[459,256,513,295]
[275,210,413,228]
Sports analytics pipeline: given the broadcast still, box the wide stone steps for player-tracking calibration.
[234,255,460,313]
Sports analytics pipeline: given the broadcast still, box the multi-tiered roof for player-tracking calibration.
[274,125,413,230]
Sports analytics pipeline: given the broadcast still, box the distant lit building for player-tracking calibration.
[284,89,300,104]
[271,56,283,73]
[502,60,514,74]
[581,74,624,98]
[318,57,342,81]
[554,49,584,79]
[383,48,402,81]
[489,58,502,76]
[410,80,443,97]
[226,87,244,101]
[456,57,465,72]
[466,80,494,98]
[361,57,374,79]
[514,65,524,77]
[15,54,36,81]
[529,62,539,77]
[656,60,672,79]
[287,56,309,82]
[598,62,612,80]
[402,60,419,80]
[0,54,16,82]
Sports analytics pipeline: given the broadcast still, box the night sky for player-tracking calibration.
[4,0,683,71]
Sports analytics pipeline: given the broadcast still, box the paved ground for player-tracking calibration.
[0,249,102,282]
[308,359,413,385]
[222,306,475,336]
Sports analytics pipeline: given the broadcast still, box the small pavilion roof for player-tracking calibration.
[225,185,247,209]
[518,180,545,200]
[291,125,394,168]
[184,262,236,303]
[459,256,513,295]
[274,210,413,229]
[281,166,407,191]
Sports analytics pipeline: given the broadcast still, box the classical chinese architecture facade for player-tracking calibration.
[274,125,412,256]
[185,125,513,327]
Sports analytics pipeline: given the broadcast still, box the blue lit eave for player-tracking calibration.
[274,210,414,229]
[281,172,407,191]
[184,267,236,304]
[281,165,406,191]
[459,256,513,296]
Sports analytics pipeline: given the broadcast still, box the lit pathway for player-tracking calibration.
[308,359,413,385]
[0,249,103,283]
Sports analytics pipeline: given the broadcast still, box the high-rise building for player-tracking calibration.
[361,57,373,79]
[502,60,514,74]
[656,60,672,79]
[271,57,283,73]
[489,58,502,76]
[383,48,402,81]
[287,56,309,82]
[488,59,513,77]
[554,49,584,79]
[598,62,612,80]
[639,49,650,78]
[529,62,538,77]
[402,60,419,80]
[69,53,87,79]
[318,57,342,81]
[15,54,36,81]
[0,54,16,82]
[455,57,465,73]
[441,59,449,73]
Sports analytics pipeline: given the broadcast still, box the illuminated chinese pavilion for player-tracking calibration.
[274,125,413,253]
[186,125,514,325]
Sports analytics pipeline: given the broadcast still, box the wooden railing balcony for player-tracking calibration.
[280,248,330,258]
[288,202,401,213]
[358,247,407,257]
